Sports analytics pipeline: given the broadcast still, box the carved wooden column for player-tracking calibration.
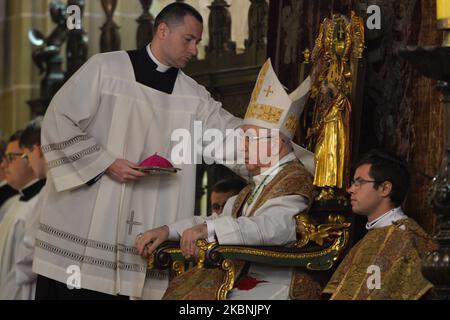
[206,0,236,57]
[66,0,88,78]
[136,0,154,49]
[100,0,121,52]
[245,0,268,51]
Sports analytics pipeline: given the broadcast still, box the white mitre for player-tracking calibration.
[243,58,315,175]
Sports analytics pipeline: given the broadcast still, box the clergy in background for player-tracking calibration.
[323,149,437,300]
[210,177,247,215]
[33,2,243,300]
[136,59,316,300]
[0,133,18,220]
[0,130,45,299]
[14,117,48,300]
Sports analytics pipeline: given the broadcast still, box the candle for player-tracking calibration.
[437,0,450,20]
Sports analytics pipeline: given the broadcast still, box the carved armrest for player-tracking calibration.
[148,214,350,300]
[149,214,350,273]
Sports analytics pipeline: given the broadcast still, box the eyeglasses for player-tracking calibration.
[244,135,273,143]
[2,152,26,164]
[350,178,380,188]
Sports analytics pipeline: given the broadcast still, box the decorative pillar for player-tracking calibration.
[100,0,121,52]
[136,0,154,49]
[245,0,268,50]
[66,0,88,78]
[206,0,236,56]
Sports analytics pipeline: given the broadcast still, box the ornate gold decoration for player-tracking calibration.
[245,60,283,124]
[285,114,298,136]
[215,259,236,300]
[351,11,365,59]
[295,213,351,248]
[172,261,186,277]
[303,48,311,64]
[245,104,283,124]
[196,239,218,269]
[294,213,316,248]
[164,247,182,254]
[148,252,155,270]
[246,59,270,107]
[307,11,365,200]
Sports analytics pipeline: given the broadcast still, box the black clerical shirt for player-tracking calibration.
[0,182,18,208]
[19,179,46,202]
[127,46,179,94]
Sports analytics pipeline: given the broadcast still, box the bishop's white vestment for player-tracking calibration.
[0,180,45,299]
[168,153,312,299]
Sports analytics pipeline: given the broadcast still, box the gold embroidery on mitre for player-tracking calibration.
[247,61,270,111]
[246,104,283,124]
[285,114,298,135]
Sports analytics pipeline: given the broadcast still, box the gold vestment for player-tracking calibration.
[323,218,438,300]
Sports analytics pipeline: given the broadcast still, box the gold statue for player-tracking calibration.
[306,12,364,200]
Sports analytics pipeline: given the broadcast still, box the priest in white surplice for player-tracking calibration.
[0,131,45,299]
[33,3,243,299]
[0,135,18,217]
[14,117,48,300]
[136,59,316,300]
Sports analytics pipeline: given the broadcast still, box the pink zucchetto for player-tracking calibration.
[139,153,174,168]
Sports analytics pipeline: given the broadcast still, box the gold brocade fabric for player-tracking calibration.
[231,160,315,218]
[162,261,246,300]
[290,269,331,300]
[323,218,438,300]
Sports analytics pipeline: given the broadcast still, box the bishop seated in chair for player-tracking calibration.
[135,59,317,300]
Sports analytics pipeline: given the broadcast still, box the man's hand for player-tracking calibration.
[180,223,208,259]
[106,159,147,183]
[135,226,170,258]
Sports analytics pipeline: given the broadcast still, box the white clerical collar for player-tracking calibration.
[147,44,171,73]
[252,152,296,186]
[366,207,408,230]
[0,180,7,188]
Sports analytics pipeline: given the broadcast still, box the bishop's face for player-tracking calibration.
[242,125,281,175]
[159,14,203,69]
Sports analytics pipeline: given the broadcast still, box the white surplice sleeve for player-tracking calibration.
[167,213,220,241]
[192,82,247,178]
[41,54,116,192]
[212,195,307,246]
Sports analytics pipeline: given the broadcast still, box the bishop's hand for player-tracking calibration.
[135,226,170,258]
[180,223,208,259]
[106,159,147,183]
